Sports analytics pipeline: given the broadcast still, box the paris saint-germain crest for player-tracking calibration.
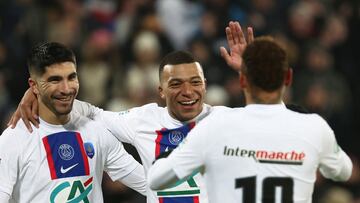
[168,131,184,145]
[58,144,75,160]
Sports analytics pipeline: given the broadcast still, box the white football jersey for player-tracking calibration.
[0,113,144,203]
[75,101,229,203]
[160,104,352,203]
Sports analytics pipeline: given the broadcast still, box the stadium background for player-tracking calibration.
[0,0,359,202]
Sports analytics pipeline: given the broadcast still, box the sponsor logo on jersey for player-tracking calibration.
[84,142,95,159]
[60,163,79,174]
[42,131,90,179]
[50,177,93,203]
[223,146,306,165]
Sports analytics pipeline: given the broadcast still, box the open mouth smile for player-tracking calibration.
[54,96,73,102]
[178,99,198,106]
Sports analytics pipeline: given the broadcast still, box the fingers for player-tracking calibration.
[7,113,18,129]
[225,26,234,48]
[229,22,239,45]
[247,27,254,43]
[31,99,39,128]
[7,105,21,129]
[234,22,246,44]
[228,21,255,46]
[20,102,34,133]
[219,46,232,65]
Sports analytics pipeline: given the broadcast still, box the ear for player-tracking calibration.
[158,86,165,99]
[28,78,40,95]
[203,78,207,92]
[284,68,293,86]
[239,72,248,89]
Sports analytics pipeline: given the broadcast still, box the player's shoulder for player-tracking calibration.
[71,112,107,130]
[198,105,240,125]
[124,103,164,119]
[284,104,324,120]
[284,105,330,129]
[208,105,234,116]
[0,123,30,144]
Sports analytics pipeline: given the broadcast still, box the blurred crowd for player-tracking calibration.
[1,0,360,202]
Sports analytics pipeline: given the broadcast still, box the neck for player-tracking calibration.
[39,103,70,125]
[245,88,283,105]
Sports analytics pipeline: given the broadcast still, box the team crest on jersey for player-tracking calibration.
[155,122,195,158]
[50,177,93,203]
[84,142,95,159]
[42,131,90,180]
[58,144,75,160]
[169,131,184,145]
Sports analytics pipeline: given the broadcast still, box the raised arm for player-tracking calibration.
[220,21,254,72]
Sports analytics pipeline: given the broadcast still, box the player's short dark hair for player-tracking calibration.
[27,42,76,76]
[158,50,197,81]
[242,36,288,92]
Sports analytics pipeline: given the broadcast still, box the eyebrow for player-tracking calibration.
[68,72,78,78]
[47,75,63,82]
[46,72,77,82]
[168,76,203,82]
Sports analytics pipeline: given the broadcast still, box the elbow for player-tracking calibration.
[148,177,161,191]
[334,157,353,182]
[147,172,167,191]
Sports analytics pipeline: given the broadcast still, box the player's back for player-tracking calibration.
[201,104,344,203]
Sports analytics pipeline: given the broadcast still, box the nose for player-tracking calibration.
[59,80,72,94]
[181,82,193,96]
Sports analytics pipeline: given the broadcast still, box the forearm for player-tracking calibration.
[332,151,353,181]
[148,159,180,191]
[320,150,353,181]
[0,191,10,203]
[115,165,147,196]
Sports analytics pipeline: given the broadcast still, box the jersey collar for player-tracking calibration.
[165,104,212,126]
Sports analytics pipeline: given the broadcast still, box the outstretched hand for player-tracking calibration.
[220,21,254,72]
[7,88,39,132]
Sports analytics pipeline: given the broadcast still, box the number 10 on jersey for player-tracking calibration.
[235,176,294,203]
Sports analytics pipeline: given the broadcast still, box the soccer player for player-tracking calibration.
[0,42,146,203]
[7,22,254,203]
[147,36,353,202]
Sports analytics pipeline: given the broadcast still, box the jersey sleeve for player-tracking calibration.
[72,99,102,120]
[0,190,10,203]
[72,99,137,144]
[169,114,215,179]
[318,117,352,181]
[0,129,22,197]
[102,129,146,194]
[148,114,217,190]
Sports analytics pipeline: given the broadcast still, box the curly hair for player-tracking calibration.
[242,36,289,92]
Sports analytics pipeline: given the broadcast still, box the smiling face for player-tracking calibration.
[159,62,206,122]
[29,61,79,124]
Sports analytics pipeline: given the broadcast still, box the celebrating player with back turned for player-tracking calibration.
[147,28,353,202]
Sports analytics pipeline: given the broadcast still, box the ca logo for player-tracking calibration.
[50,177,93,203]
